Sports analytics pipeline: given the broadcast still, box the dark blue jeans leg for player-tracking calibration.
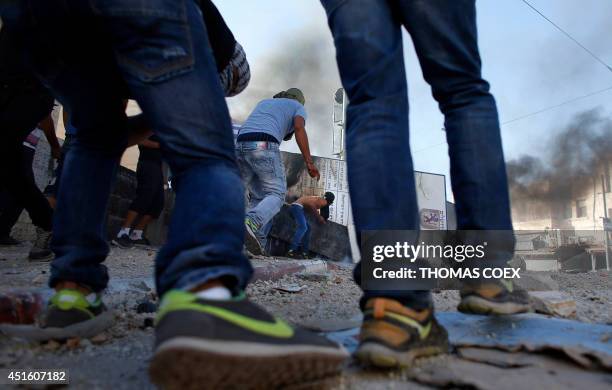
[321,0,430,309]
[290,205,307,251]
[302,223,311,253]
[399,0,514,265]
[99,0,252,295]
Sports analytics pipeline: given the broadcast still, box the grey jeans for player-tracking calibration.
[236,142,287,237]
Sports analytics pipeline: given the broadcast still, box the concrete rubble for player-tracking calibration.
[0,244,611,389]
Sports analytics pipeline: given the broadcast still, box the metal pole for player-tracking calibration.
[602,175,611,271]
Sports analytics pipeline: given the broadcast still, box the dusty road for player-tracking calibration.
[0,244,610,389]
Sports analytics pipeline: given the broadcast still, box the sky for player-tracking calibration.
[215,0,612,201]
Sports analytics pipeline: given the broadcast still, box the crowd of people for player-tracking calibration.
[0,0,530,388]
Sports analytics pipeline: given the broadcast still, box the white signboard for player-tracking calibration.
[284,152,447,229]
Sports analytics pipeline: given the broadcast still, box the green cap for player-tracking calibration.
[274,88,305,105]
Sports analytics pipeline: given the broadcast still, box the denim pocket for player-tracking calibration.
[252,153,275,175]
[320,0,348,16]
[90,0,194,83]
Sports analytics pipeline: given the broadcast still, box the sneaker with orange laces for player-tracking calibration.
[458,279,531,315]
[355,298,449,368]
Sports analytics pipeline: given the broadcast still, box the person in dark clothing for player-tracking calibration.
[0,114,60,252]
[0,29,58,260]
[2,1,344,387]
[112,135,165,248]
[320,0,529,369]
[44,109,78,209]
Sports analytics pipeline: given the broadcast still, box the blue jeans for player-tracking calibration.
[236,142,287,234]
[2,0,252,295]
[289,204,311,252]
[321,0,514,309]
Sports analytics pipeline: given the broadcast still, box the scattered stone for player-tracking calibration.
[81,338,93,348]
[274,283,305,293]
[295,272,330,282]
[135,300,157,314]
[90,333,108,345]
[530,291,577,318]
[140,318,154,329]
[31,274,46,284]
[66,337,81,349]
[43,340,61,351]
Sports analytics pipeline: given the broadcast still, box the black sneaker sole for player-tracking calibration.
[244,228,263,256]
[111,239,133,249]
[458,295,532,315]
[149,337,347,390]
[355,341,448,368]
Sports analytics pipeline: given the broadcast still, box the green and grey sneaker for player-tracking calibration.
[38,287,113,339]
[244,218,263,256]
[355,298,449,368]
[458,279,531,315]
[149,290,348,389]
[44,289,106,328]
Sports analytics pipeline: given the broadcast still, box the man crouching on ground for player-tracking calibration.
[287,192,335,259]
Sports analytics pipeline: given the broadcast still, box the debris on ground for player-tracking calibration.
[0,246,610,389]
[529,290,577,318]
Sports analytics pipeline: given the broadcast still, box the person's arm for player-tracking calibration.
[126,114,154,147]
[138,138,160,149]
[315,211,326,225]
[39,114,61,159]
[293,116,320,180]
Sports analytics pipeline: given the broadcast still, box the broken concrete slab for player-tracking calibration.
[530,290,577,318]
[325,312,612,370]
[0,310,114,342]
[407,355,612,390]
[514,271,559,291]
[440,312,612,369]
[295,271,331,282]
[274,283,305,293]
[252,259,328,282]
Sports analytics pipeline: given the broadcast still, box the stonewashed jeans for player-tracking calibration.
[1,0,252,295]
[321,0,515,309]
[236,141,287,242]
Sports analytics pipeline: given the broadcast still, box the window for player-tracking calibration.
[562,203,572,219]
[576,199,587,218]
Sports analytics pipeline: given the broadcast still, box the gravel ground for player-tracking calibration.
[0,243,610,388]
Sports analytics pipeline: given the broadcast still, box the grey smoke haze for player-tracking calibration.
[227,29,341,157]
[507,109,612,202]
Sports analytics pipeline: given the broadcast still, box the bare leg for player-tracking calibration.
[122,210,139,229]
[134,214,154,231]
